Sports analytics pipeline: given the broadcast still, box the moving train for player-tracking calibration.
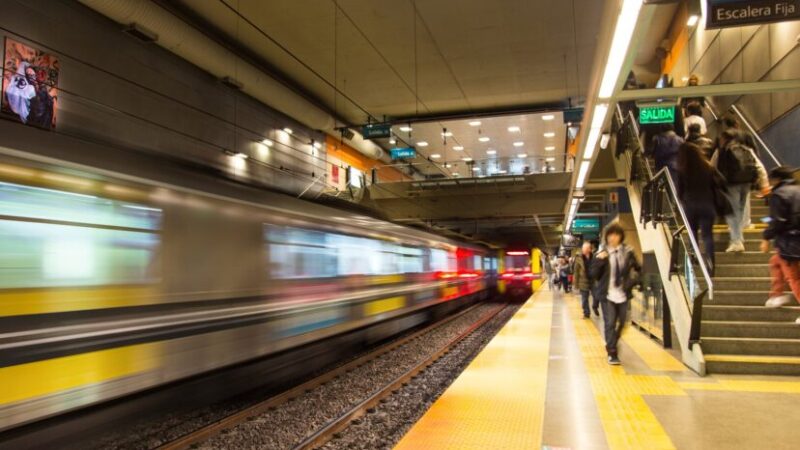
[498,248,543,299]
[0,150,496,434]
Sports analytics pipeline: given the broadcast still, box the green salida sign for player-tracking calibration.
[639,105,676,125]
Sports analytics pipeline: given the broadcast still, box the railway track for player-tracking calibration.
[156,302,510,450]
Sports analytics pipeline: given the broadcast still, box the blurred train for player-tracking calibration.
[498,248,543,300]
[0,151,497,433]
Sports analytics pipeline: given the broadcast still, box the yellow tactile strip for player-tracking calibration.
[679,379,800,393]
[620,327,686,372]
[570,300,684,450]
[394,293,553,450]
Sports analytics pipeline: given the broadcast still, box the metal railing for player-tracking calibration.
[614,103,714,349]
[704,101,782,168]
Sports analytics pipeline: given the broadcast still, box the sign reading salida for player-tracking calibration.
[706,0,799,29]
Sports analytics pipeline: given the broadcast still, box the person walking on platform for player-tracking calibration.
[677,143,730,275]
[761,167,800,324]
[556,256,571,292]
[573,241,596,318]
[542,251,554,291]
[590,224,642,366]
[712,129,768,252]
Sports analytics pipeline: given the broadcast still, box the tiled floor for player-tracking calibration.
[394,289,800,450]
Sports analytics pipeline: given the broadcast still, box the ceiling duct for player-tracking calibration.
[78,0,384,160]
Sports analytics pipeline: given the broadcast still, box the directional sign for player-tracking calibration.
[390,147,416,160]
[572,218,600,233]
[639,105,676,125]
[361,123,392,139]
[563,107,584,124]
[706,0,799,29]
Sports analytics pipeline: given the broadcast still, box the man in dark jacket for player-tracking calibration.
[590,224,642,365]
[762,167,800,325]
[573,241,596,318]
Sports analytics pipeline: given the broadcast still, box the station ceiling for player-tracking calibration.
[168,0,604,125]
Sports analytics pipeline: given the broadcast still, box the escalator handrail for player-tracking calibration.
[704,100,781,167]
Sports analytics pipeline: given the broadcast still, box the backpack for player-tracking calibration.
[720,143,758,184]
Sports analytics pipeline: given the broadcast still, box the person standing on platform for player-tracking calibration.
[761,167,800,325]
[573,241,596,318]
[557,256,571,292]
[590,224,642,366]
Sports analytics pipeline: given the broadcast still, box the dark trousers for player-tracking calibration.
[560,276,570,291]
[685,204,716,274]
[580,289,592,317]
[601,299,630,357]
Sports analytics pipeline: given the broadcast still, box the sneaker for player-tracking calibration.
[795,317,800,325]
[608,355,621,365]
[593,307,600,317]
[765,295,794,308]
[725,242,745,253]
[725,243,738,253]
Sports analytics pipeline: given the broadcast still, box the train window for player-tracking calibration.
[430,248,455,272]
[505,254,531,271]
[0,181,161,289]
[397,246,423,273]
[266,226,337,279]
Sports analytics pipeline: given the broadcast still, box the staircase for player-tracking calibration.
[700,197,800,375]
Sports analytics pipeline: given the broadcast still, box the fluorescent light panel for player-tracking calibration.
[583,127,603,160]
[576,161,591,189]
[598,0,644,99]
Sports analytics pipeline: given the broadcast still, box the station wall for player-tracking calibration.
[0,0,334,196]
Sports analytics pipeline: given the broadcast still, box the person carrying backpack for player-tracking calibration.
[762,167,800,324]
[711,129,768,252]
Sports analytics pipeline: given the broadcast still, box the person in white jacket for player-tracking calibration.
[711,128,769,252]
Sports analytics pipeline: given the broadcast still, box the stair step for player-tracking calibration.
[702,337,800,356]
[710,291,783,306]
[702,321,800,339]
[702,305,800,321]
[713,264,769,277]
[702,277,771,291]
[715,252,769,264]
[713,240,763,252]
[705,354,800,375]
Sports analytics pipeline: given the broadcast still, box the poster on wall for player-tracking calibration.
[706,0,799,29]
[2,37,59,129]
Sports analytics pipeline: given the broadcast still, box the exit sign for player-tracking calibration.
[639,105,675,125]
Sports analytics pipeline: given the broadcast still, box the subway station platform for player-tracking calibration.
[395,290,800,450]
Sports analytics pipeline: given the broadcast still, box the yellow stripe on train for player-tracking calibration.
[364,296,406,316]
[0,343,160,405]
[0,285,158,317]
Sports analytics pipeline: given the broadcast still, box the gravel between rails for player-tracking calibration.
[319,303,519,450]
[195,303,506,450]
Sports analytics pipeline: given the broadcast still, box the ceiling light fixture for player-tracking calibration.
[598,0,644,99]
[442,131,453,137]
[473,167,481,172]
[282,127,293,135]
[462,157,473,162]
[543,132,555,138]
[513,141,524,147]
[479,137,490,142]
[453,145,464,151]
[546,157,556,162]
[517,153,528,158]
[417,141,429,147]
[399,125,412,132]
[545,146,556,151]
[389,137,397,145]
[486,149,497,155]
[576,160,591,189]
[431,153,441,159]
[508,126,521,133]
[469,120,481,127]
[542,114,555,121]
[262,139,274,147]
[687,15,699,27]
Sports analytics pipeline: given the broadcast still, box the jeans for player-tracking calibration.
[580,289,592,317]
[769,254,800,301]
[684,204,716,273]
[601,299,630,357]
[724,183,751,244]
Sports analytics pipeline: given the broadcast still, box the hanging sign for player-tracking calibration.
[639,105,676,125]
[706,1,799,29]
[390,147,416,160]
[361,123,392,139]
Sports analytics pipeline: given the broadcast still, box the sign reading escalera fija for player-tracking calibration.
[706,0,799,29]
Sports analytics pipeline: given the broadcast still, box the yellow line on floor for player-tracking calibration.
[621,328,686,372]
[569,299,684,450]
[394,292,553,450]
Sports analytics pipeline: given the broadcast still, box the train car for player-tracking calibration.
[0,150,496,433]
[499,248,542,300]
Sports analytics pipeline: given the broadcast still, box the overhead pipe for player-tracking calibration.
[77,0,384,160]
